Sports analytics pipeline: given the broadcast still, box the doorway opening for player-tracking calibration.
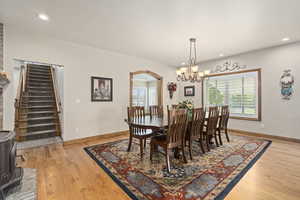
[13,59,64,149]
[129,70,163,113]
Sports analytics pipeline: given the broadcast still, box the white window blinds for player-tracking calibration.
[132,81,158,110]
[203,70,260,119]
[132,87,147,106]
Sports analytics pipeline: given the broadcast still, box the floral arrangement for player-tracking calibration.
[167,82,177,99]
[178,100,194,111]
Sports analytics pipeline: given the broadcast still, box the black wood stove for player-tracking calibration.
[0,131,23,200]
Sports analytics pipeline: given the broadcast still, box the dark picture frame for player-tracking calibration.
[91,76,113,102]
[184,86,195,96]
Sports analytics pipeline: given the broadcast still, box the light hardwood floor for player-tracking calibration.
[17,132,300,200]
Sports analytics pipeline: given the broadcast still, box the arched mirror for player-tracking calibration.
[129,71,163,112]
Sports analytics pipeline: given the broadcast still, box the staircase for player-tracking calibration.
[15,64,61,141]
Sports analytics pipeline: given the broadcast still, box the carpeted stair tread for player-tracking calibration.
[27,111,55,114]
[28,81,52,85]
[27,90,53,94]
[29,68,50,71]
[24,100,54,103]
[29,66,50,69]
[24,104,54,107]
[26,94,53,97]
[28,75,51,79]
[18,116,56,122]
[19,123,57,129]
[28,76,51,80]
[27,87,52,90]
[28,70,50,74]
[29,71,51,76]
[27,84,52,88]
[28,122,56,127]
[22,105,55,109]
[28,70,51,74]
[28,72,50,76]
[28,78,52,82]
[23,95,54,98]
[25,129,57,136]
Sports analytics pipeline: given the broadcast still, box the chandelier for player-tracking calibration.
[176,38,209,82]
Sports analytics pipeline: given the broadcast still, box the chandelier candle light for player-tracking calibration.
[176,38,210,82]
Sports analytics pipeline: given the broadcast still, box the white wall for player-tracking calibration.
[3,25,178,141]
[178,42,300,139]
[178,81,202,108]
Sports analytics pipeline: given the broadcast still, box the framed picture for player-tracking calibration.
[91,76,113,101]
[184,86,195,96]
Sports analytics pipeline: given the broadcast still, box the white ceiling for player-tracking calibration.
[1,0,300,67]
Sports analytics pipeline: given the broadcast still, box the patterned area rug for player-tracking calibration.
[5,168,37,200]
[84,135,271,200]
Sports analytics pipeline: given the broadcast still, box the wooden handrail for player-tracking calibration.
[15,65,25,107]
[15,65,27,137]
[50,66,63,137]
[50,67,62,113]
[22,65,27,93]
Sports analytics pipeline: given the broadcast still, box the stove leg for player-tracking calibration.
[17,154,25,162]
[0,188,4,200]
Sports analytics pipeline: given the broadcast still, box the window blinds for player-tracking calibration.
[132,81,157,109]
[204,71,258,118]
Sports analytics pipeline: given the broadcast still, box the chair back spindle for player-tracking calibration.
[206,106,219,136]
[128,106,145,122]
[149,105,163,118]
[190,108,205,140]
[219,105,230,130]
[166,109,188,148]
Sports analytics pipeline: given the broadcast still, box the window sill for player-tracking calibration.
[230,116,261,121]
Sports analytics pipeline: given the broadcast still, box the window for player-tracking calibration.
[132,80,157,111]
[132,87,147,106]
[203,69,261,121]
[148,85,158,106]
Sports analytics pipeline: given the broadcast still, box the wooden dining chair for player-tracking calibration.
[203,106,219,151]
[128,106,145,120]
[128,123,155,159]
[149,105,163,118]
[127,107,155,159]
[186,108,205,159]
[216,105,230,145]
[150,109,188,173]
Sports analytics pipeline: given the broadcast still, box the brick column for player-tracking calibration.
[0,23,3,129]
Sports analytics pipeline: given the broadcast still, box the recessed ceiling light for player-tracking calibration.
[38,13,49,21]
[181,62,186,65]
[282,37,290,42]
[219,53,224,57]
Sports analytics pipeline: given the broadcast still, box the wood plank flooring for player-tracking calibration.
[17,133,300,200]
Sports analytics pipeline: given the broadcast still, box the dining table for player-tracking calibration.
[124,116,168,131]
[124,113,216,130]
[124,113,221,158]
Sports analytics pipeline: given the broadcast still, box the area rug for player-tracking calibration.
[84,135,271,200]
[5,168,37,200]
